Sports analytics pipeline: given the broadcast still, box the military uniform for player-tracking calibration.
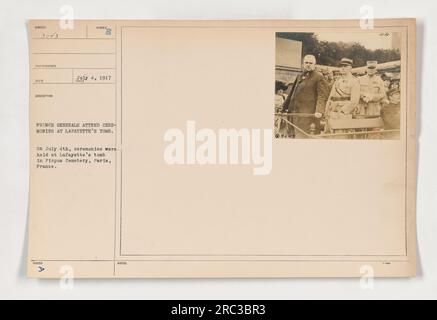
[325,58,360,136]
[357,61,387,116]
[282,70,329,138]
[326,77,360,119]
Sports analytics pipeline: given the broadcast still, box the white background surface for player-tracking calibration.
[1,0,436,299]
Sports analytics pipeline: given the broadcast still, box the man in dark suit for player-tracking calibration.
[282,55,329,138]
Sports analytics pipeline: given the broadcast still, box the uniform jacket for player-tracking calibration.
[357,74,387,116]
[327,74,361,115]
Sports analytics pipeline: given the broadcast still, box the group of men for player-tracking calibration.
[279,55,387,138]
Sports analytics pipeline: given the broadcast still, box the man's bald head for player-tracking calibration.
[303,55,316,72]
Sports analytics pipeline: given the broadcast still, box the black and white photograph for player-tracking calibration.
[275,32,402,139]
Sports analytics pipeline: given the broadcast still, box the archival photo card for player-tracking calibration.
[27,19,416,278]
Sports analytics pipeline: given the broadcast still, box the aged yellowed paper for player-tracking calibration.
[28,19,416,278]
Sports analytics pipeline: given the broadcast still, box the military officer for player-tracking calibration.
[325,58,360,135]
[357,61,387,116]
[281,54,329,138]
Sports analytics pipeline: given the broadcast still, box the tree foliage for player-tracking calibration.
[276,32,400,67]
